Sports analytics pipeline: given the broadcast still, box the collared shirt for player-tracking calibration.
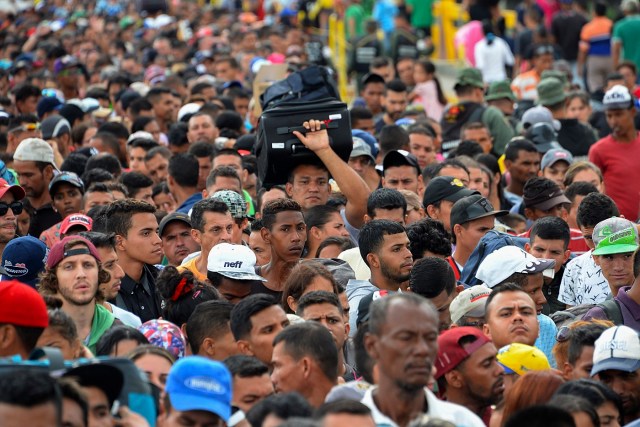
[114,264,161,323]
[176,192,203,215]
[361,387,485,427]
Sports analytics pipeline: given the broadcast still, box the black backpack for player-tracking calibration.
[259,65,340,111]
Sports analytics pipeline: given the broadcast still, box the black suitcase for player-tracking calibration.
[256,98,352,188]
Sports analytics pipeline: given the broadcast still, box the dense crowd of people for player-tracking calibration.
[0,0,639,427]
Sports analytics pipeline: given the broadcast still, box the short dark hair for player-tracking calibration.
[104,199,156,237]
[98,122,129,141]
[206,166,241,190]
[409,257,456,298]
[190,198,229,231]
[367,188,407,218]
[282,262,339,314]
[385,79,407,94]
[246,393,312,427]
[223,355,269,378]
[505,138,538,162]
[350,107,373,123]
[368,293,433,336]
[128,137,159,152]
[146,86,172,104]
[530,217,570,248]
[168,122,189,148]
[144,146,171,162]
[82,169,114,189]
[215,111,244,133]
[576,193,619,228]
[79,231,116,250]
[406,218,452,259]
[426,158,471,180]
[13,83,40,103]
[316,236,355,257]
[186,300,234,355]
[549,396,600,427]
[85,152,122,176]
[353,322,374,383]
[58,378,88,427]
[503,405,575,427]
[131,116,156,133]
[262,198,303,230]
[304,205,340,230]
[379,125,409,158]
[60,153,88,176]
[230,294,279,340]
[564,322,610,366]
[129,98,154,117]
[554,378,622,416]
[0,369,60,413]
[314,400,372,419]
[119,171,153,197]
[563,181,598,205]
[358,219,406,266]
[272,322,338,381]
[168,153,199,188]
[188,141,216,159]
[296,290,343,317]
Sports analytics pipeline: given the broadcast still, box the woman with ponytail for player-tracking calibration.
[155,266,220,327]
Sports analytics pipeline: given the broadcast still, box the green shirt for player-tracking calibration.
[613,15,640,67]
[407,0,433,29]
[482,106,515,156]
[345,4,366,40]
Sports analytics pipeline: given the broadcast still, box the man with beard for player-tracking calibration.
[435,327,505,424]
[348,220,413,334]
[374,79,409,134]
[38,236,115,354]
[0,179,25,259]
[363,293,485,427]
[81,231,141,327]
[12,138,61,237]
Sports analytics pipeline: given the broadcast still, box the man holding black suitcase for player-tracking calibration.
[286,119,370,240]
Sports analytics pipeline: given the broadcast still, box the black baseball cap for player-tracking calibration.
[523,185,571,211]
[423,176,478,208]
[383,150,421,176]
[450,194,508,230]
[63,362,124,407]
[159,212,192,236]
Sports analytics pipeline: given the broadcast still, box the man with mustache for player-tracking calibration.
[589,84,640,222]
[158,212,200,267]
[37,235,115,354]
[0,179,26,259]
[434,327,505,424]
[362,293,484,427]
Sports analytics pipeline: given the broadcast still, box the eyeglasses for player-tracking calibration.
[10,123,40,133]
[0,201,23,216]
[556,325,572,342]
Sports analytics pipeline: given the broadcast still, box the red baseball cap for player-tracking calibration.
[60,214,93,235]
[0,279,48,328]
[435,327,491,379]
[46,236,101,270]
[0,178,25,201]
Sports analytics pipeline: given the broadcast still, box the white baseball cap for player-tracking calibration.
[449,284,492,324]
[13,138,59,170]
[207,243,266,281]
[603,85,634,110]
[591,325,640,376]
[475,245,555,288]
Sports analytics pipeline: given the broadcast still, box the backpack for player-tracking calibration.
[440,102,486,154]
[460,230,529,287]
[259,65,340,111]
[595,299,624,325]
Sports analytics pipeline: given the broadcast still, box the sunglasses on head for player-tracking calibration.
[11,123,40,133]
[0,201,23,216]
[534,45,554,56]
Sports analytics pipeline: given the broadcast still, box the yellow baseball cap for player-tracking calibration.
[496,343,551,375]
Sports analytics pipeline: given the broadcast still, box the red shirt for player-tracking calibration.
[589,132,640,221]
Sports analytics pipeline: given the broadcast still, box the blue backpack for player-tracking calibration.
[460,230,529,287]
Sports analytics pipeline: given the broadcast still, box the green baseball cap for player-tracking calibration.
[485,80,516,102]
[455,68,484,90]
[592,217,640,256]
[540,70,569,88]
[537,78,567,106]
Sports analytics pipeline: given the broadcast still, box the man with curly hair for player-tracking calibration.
[38,235,115,353]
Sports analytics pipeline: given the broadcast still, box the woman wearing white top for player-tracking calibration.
[474,20,515,83]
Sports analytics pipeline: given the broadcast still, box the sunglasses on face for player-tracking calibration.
[0,201,23,216]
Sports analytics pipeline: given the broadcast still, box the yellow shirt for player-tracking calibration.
[178,256,207,282]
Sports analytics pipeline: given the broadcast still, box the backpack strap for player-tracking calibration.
[597,299,623,325]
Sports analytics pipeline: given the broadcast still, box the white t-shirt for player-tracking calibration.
[361,386,485,427]
[559,250,610,306]
[474,37,515,83]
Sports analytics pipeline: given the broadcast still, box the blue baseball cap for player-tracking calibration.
[165,356,232,422]
[0,236,49,287]
[37,96,63,120]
